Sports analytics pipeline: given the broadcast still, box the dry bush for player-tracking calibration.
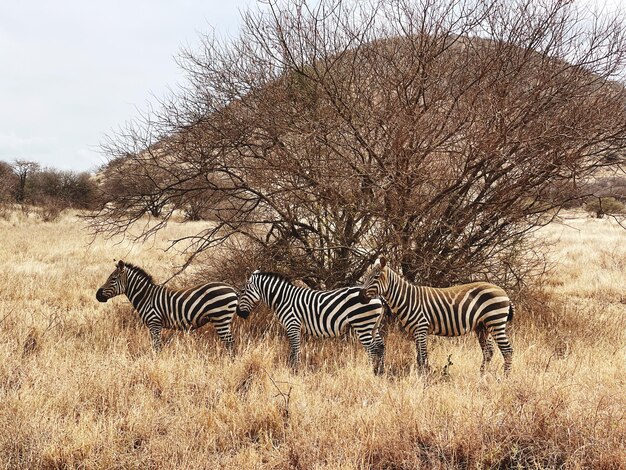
[92,0,626,292]
[585,174,626,203]
[37,200,65,223]
[0,160,98,215]
[0,204,11,221]
[0,161,18,204]
[584,197,626,218]
[28,169,97,211]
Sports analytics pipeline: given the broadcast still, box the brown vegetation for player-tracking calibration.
[584,196,626,218]
[0,209,624,468]
[92,0,626,291]
[0,159,97,221]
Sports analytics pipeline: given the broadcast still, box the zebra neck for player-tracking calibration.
[259,277,289,311]
[125,270,158,313]
[385,268,421,312]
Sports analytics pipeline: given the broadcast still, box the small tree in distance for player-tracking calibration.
[584,197,626,219]
[91,0,626,289]
[12,160,40,203]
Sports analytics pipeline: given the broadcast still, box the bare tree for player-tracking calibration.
[0,161,18,203]
[96,155,171,218]
[91,0,626,289]
[29,169,97,209]
[12,160,41,203]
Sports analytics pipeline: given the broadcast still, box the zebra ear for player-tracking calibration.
[379,256,386,268]
[117,260,125,270]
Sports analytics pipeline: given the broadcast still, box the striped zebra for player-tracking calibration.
[96,260,239,354]
[236,271,386,374]
[360,257,514,374]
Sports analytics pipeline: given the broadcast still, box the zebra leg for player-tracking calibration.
[372,334,386,376]
[414,327,430,374]
[354,329,385,375]
[286,325,301,370]
[215,323,235,357]
[476,324,495,374]
[149,324,163,352]
[489,324,513,375]
[368,335,386,376]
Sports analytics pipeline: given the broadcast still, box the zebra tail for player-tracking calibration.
[508,301,515,324]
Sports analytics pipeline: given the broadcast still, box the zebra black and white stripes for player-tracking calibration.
[360,257,514,374]
[236,271,386,374]
[96,260,238,353]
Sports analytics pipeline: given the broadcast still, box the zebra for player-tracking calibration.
[96,260,239,354]
[359,257,514,375]
[236,270,386,374]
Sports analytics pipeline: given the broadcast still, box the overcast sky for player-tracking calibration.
[0,0,254,172]
[0,0,622,173]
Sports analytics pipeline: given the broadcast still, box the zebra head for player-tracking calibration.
[235,270,262,319]
[96,260,128,302]
[359,257,388,303]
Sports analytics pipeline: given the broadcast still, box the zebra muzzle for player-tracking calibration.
[96,289,108,303]
[358,289,372,304]
[235,306,250,319]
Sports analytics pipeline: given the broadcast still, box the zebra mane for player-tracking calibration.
[255,271,293,284]
[124,262,156,284]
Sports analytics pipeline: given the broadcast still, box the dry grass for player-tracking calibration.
[0,209,624,469]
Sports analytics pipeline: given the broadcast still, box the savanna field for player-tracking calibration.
[0,208,624,469]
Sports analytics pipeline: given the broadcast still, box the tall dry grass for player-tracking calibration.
[0,209,624,469]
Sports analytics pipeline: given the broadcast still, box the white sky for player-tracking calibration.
[0,0,254,172]
[0,0,622,173]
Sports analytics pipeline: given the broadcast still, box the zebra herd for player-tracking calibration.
[96,257,514,375]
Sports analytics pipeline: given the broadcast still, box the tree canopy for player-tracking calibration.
[92,0,626,289]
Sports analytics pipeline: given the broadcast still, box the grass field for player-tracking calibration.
[0,208,624,469]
